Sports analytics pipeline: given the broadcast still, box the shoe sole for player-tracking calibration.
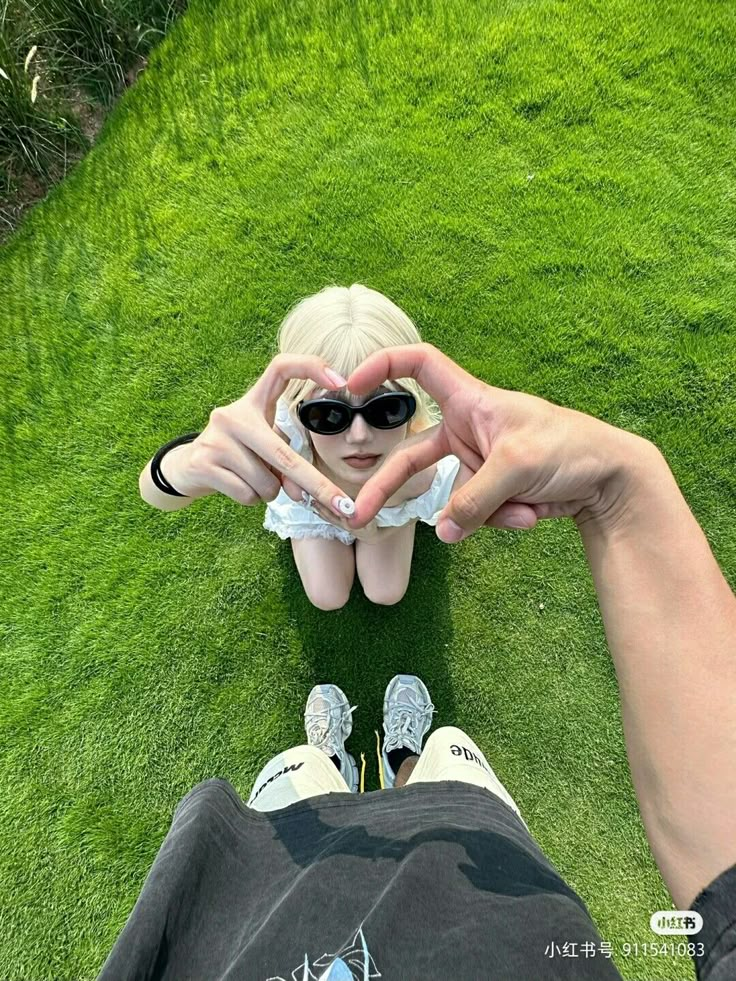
[344,752,359,793]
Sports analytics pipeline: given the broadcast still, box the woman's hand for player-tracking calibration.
[159,356,356,519]
[308,497,383,543]
[343,343,659,543]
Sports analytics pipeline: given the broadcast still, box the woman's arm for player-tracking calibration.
[139,424,291,512]
[138,444,212,512]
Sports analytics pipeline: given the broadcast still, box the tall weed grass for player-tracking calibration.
[0,0,186,237]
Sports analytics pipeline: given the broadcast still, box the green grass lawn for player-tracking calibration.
[2,0,735,977]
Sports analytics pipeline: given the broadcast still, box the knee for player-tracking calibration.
[427,726,483,751]
[433,725,464,737]
[305,583,351,610]
[363,580,408,606]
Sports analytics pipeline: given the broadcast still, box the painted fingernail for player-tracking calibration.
[332,495,355,516]
[325,368,348,388]
[301,491,311,506]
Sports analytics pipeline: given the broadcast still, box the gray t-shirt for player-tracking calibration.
[97,778,734,980]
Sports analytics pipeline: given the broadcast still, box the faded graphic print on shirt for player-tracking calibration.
[267,924,380,980]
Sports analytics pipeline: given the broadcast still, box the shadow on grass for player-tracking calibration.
[275,525,457,789]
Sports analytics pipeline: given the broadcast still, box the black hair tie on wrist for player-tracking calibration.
[150,432,201,496]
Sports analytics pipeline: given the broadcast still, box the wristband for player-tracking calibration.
[150,432,201,496]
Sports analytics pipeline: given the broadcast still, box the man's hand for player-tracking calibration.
[341,347,736,913]
[343,343,652,542]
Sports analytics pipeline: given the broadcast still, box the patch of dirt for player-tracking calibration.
[67,85,108,144]
[0,170,49,239]
[125,54,148,88]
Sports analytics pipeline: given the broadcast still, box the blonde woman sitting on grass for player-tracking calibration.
[262,283,463,608]
[139,283,466,609]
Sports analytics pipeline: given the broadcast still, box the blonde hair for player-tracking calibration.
[275,284,442,444]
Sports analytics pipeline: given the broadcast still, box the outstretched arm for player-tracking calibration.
[343,342,736,910]
[576,441,736,908]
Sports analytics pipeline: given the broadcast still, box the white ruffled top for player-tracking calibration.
[262,396,461,544]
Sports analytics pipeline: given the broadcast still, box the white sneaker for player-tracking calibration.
[379,674,436,789]
[304,684,359,792]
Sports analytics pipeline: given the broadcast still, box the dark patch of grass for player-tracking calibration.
[0,0,187,237]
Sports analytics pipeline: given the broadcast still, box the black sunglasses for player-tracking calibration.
[297,391,417,435]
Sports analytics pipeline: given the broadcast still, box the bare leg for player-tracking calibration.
[395,754,420,788]
[291,537,355,610]
[355,520,417,605]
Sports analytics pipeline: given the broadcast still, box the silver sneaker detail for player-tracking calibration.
[381,674,435,789]
[304,684,359,792]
